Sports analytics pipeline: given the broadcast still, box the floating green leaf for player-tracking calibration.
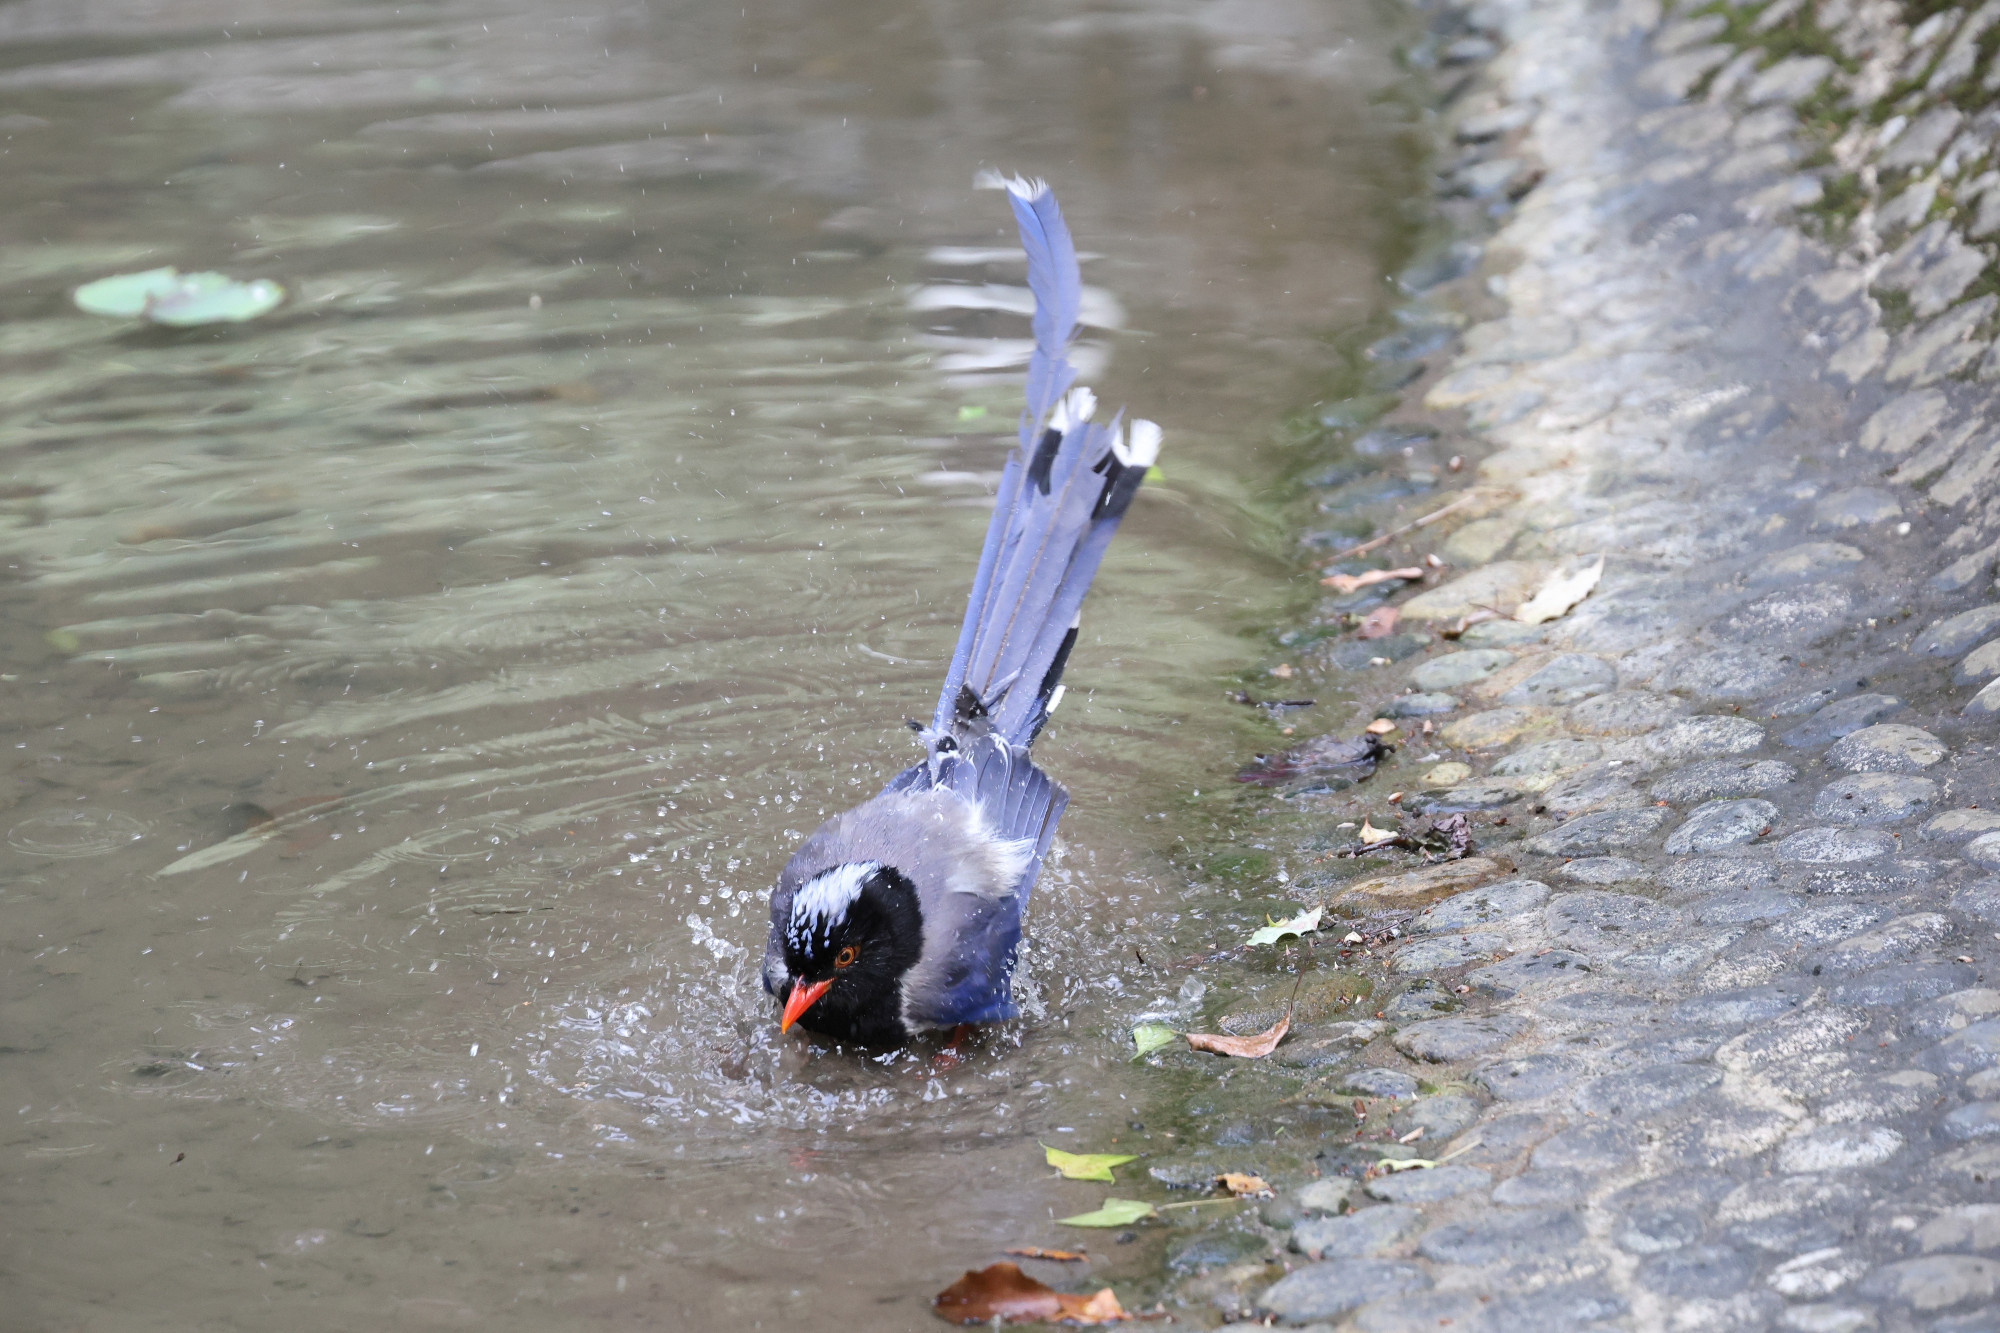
[956,404,988,422]
[1246,906,1322,948]
[1130,1023,1179,1058]
[74,267,285,326]
[1042,1143,1138,1183]
[1144,465,1164,481]
[73,267,181,318]
[1057,1198,1156,1228]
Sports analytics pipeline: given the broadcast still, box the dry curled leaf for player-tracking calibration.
[1004,1248,1089,1262]
[1364,718,1398,735]
[1320,566,1424,594]
[933,1262,1131,1324]
[1185,1012,1289,1059]
[1215,1172,1274,1198]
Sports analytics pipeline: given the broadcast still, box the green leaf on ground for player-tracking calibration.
[74,268,285,326]
[1057,1198,1156,1228]
[1130,1023,1179,1058]
[956,404,988,422]
[1246,906,1322,947]
[1042,1144,1138,1182]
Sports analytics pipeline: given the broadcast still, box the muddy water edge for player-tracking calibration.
[0,0,1485,1328]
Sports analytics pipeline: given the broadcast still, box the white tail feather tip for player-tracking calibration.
[1116,419,1162,468]
[1049,386,1097,435]
[973,168,1049,200]
[1047,684,1066,715]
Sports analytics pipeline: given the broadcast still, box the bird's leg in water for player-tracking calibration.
[932,1024,975,1070]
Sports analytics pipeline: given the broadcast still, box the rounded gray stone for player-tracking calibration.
[1411,649,1516,692]
[1522,806,1673,856]
[1365,1164,1490,1203]
[1957,639,2000,686]
[1650,758,1799,803]
[1684,888,1800,925]
[1389,931,1509,973]
[1339,1067,1420,1099]
[1664,798,1779,854]
[1415,878,1551,931]
[1825,723,1947,773]
[1567,688,1691,734]
[1572,1063,1723,1118]
[1476,1053,1583,1101]
[1670,984,1807,1026]
[1777,1124,1904,1172]
[1537,766,1642,819]
[1967,676,2000,718]
[1292,1204,1423,1259]
[1942,1102,2000,1141]
[1537,989,1652,1023]
[1830,962,1977,1006]
[1381,691,1460,718]
[1468,948,1596,998]
[1915,603,2000,657]
[1775,827,1896,863]
[1416,1207,1584,1265]
[1390,1095,1481,1140]
[1812,773,1938,824]
[1493,738,1603,776]
[1812,486,1902,529]
[1532,1121,1640,1171]
[1966,833,2000,870]
[1779,692,1903,747]
[1643,715,1767,765]
[1258,1258,1432,1322]
[1545,889,1681,950]
[1167,1228,1269,1273]
[1662,855,1782,893]
[1559,855,1648,883]
[1663,646,1791,700]
[1499,653,1618,706]
[1639,1243,1756,1298]
[1492,1169,1590,1206]
[1926,809,2000,842]
[1950,879,2000,924]
[1719,584,1857,648]
[1393,1014,1530,1063]
[1857,1255,2000,1310]
[1429,780,1527,811]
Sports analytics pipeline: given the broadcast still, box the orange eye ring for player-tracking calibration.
[834,945,859,968]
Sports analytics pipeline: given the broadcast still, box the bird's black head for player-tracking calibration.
[777,862,924,1047]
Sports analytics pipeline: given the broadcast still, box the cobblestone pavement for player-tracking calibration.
[1153,0,2000,1327]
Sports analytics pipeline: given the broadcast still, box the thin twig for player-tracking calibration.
[1325,492,1483,563]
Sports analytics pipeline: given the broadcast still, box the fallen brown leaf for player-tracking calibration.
[1356,605,1401,639]
[1320,566,1425,594]
[1185,1012,1289,1058]
[1364,718,1398,735]
[1215,1172,1274,1198]
[933,1262,1131,1325]
[1004,1248,1089,1263]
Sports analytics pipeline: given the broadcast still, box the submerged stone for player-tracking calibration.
[1811,773,1937,824]
[1825,723,1947,772]
[1651,758,1798,802]
[1663,798,1777,854]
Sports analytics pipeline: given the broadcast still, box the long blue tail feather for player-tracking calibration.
[927,181,1161,754]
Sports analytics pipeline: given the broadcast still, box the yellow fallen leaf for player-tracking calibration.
[1516,554,1604,625]
[1358,817,1398,845]
[1215,1172,1274,1198]
[1042,1144,1139,1182]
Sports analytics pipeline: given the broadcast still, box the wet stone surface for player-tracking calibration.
[1154,0,2000,1324]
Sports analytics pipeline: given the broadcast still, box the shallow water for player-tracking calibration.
[0,1,1419,1326]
